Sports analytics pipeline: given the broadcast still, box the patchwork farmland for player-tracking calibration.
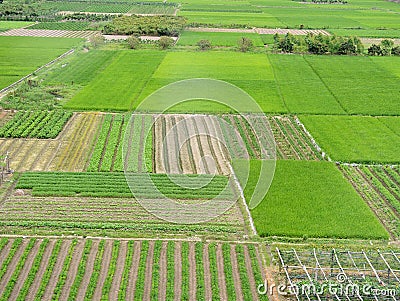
[0,0,399,299]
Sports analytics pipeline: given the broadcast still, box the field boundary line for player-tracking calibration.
[129,53,166,111]
[377,118,400,139]
[302,55,348,114]
[293,116,332,161]
[228,162,257,236]
[266,55,289,112]
[0,49,75,96]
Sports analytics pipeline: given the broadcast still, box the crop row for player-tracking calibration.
[0,238,264,300]
[220,114,323,161]
[41,1,176,14]
[16,172,233,199]
[29,21,90,31]
[87,114,128,172]
[88,114,151,173]
[0,110,72,139]
[340,164,400,238]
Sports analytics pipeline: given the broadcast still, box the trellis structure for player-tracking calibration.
[276,248,400,301]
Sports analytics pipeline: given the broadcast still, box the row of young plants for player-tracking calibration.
[0,238,264,300]
[87,114,127,171]
[340,164,400,238]
[0,110,72,139]
[16,172,233,199]
[0,239,36,301]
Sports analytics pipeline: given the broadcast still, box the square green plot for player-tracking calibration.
[299,115,400,163]
[65,51,166,111]
[268,54,346,115]
[135,51,287,113]
[303,56,400,116]
[234,160,388,239]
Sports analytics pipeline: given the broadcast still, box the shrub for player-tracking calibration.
[126,35,140,49]
[196,39,212,51]
[89,33,105,48]
[237,37,254,52]
[158,36,174,50]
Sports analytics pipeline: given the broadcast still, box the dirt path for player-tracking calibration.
[216,244,228,301]
[202,243,212,301]
[203,116,231,175]
[188,242,197,301]
[42,240,71,301]
[0,239,13,267]
[137,115,146,173]
[92,240,113,300]
[109,240,128,300]
[243,245,260,301]
[230,244,244,300]
[154,116,166,173]
[75,240,100,301]
[143,240,155,300]
[97,115,114,172]
[25,240,56,301]
[158,241,168,301]
[59,240,86,301]
[8,239,42,301]
[184,117,203,174]
[174,116,194,174]
[0,240,29,296]
[28,139,52,171]
[174,241,182,301]
[165,117,181,174]
[181,116,198,173]
[126,241,142,301]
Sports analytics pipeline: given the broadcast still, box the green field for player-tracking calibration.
[28,21,91,31]
[328,28,400,38]
[300,115,400,163]
[0,21,34,31]
[303,56,400,115]
[0,36,82,90]
[177,31,264,47]
[179,0,400,30]
[65,51,166,111]
[59,49,400,115]
[136,51,286,113]
[234,160,389,239]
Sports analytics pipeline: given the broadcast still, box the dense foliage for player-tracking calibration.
[103,15,186,36]
[0,110,72,138]
[368,39,400,56]
[273,33,363,55]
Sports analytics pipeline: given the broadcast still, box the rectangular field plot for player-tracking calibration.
[0,36,82,90]
[16,172,236,200]
[179,11,285,28]
[220,114,324,161]
[268,54,346,115]
[0,21,34,32]
[340,164,400,239]
[136,51,286,113]
[0,113,102,172]
[65,51,166,111]
[299,115,400,163]
[303,56,400,116]
[0,238,264,300]
[234,160,389,239]
[153,114,231,175]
